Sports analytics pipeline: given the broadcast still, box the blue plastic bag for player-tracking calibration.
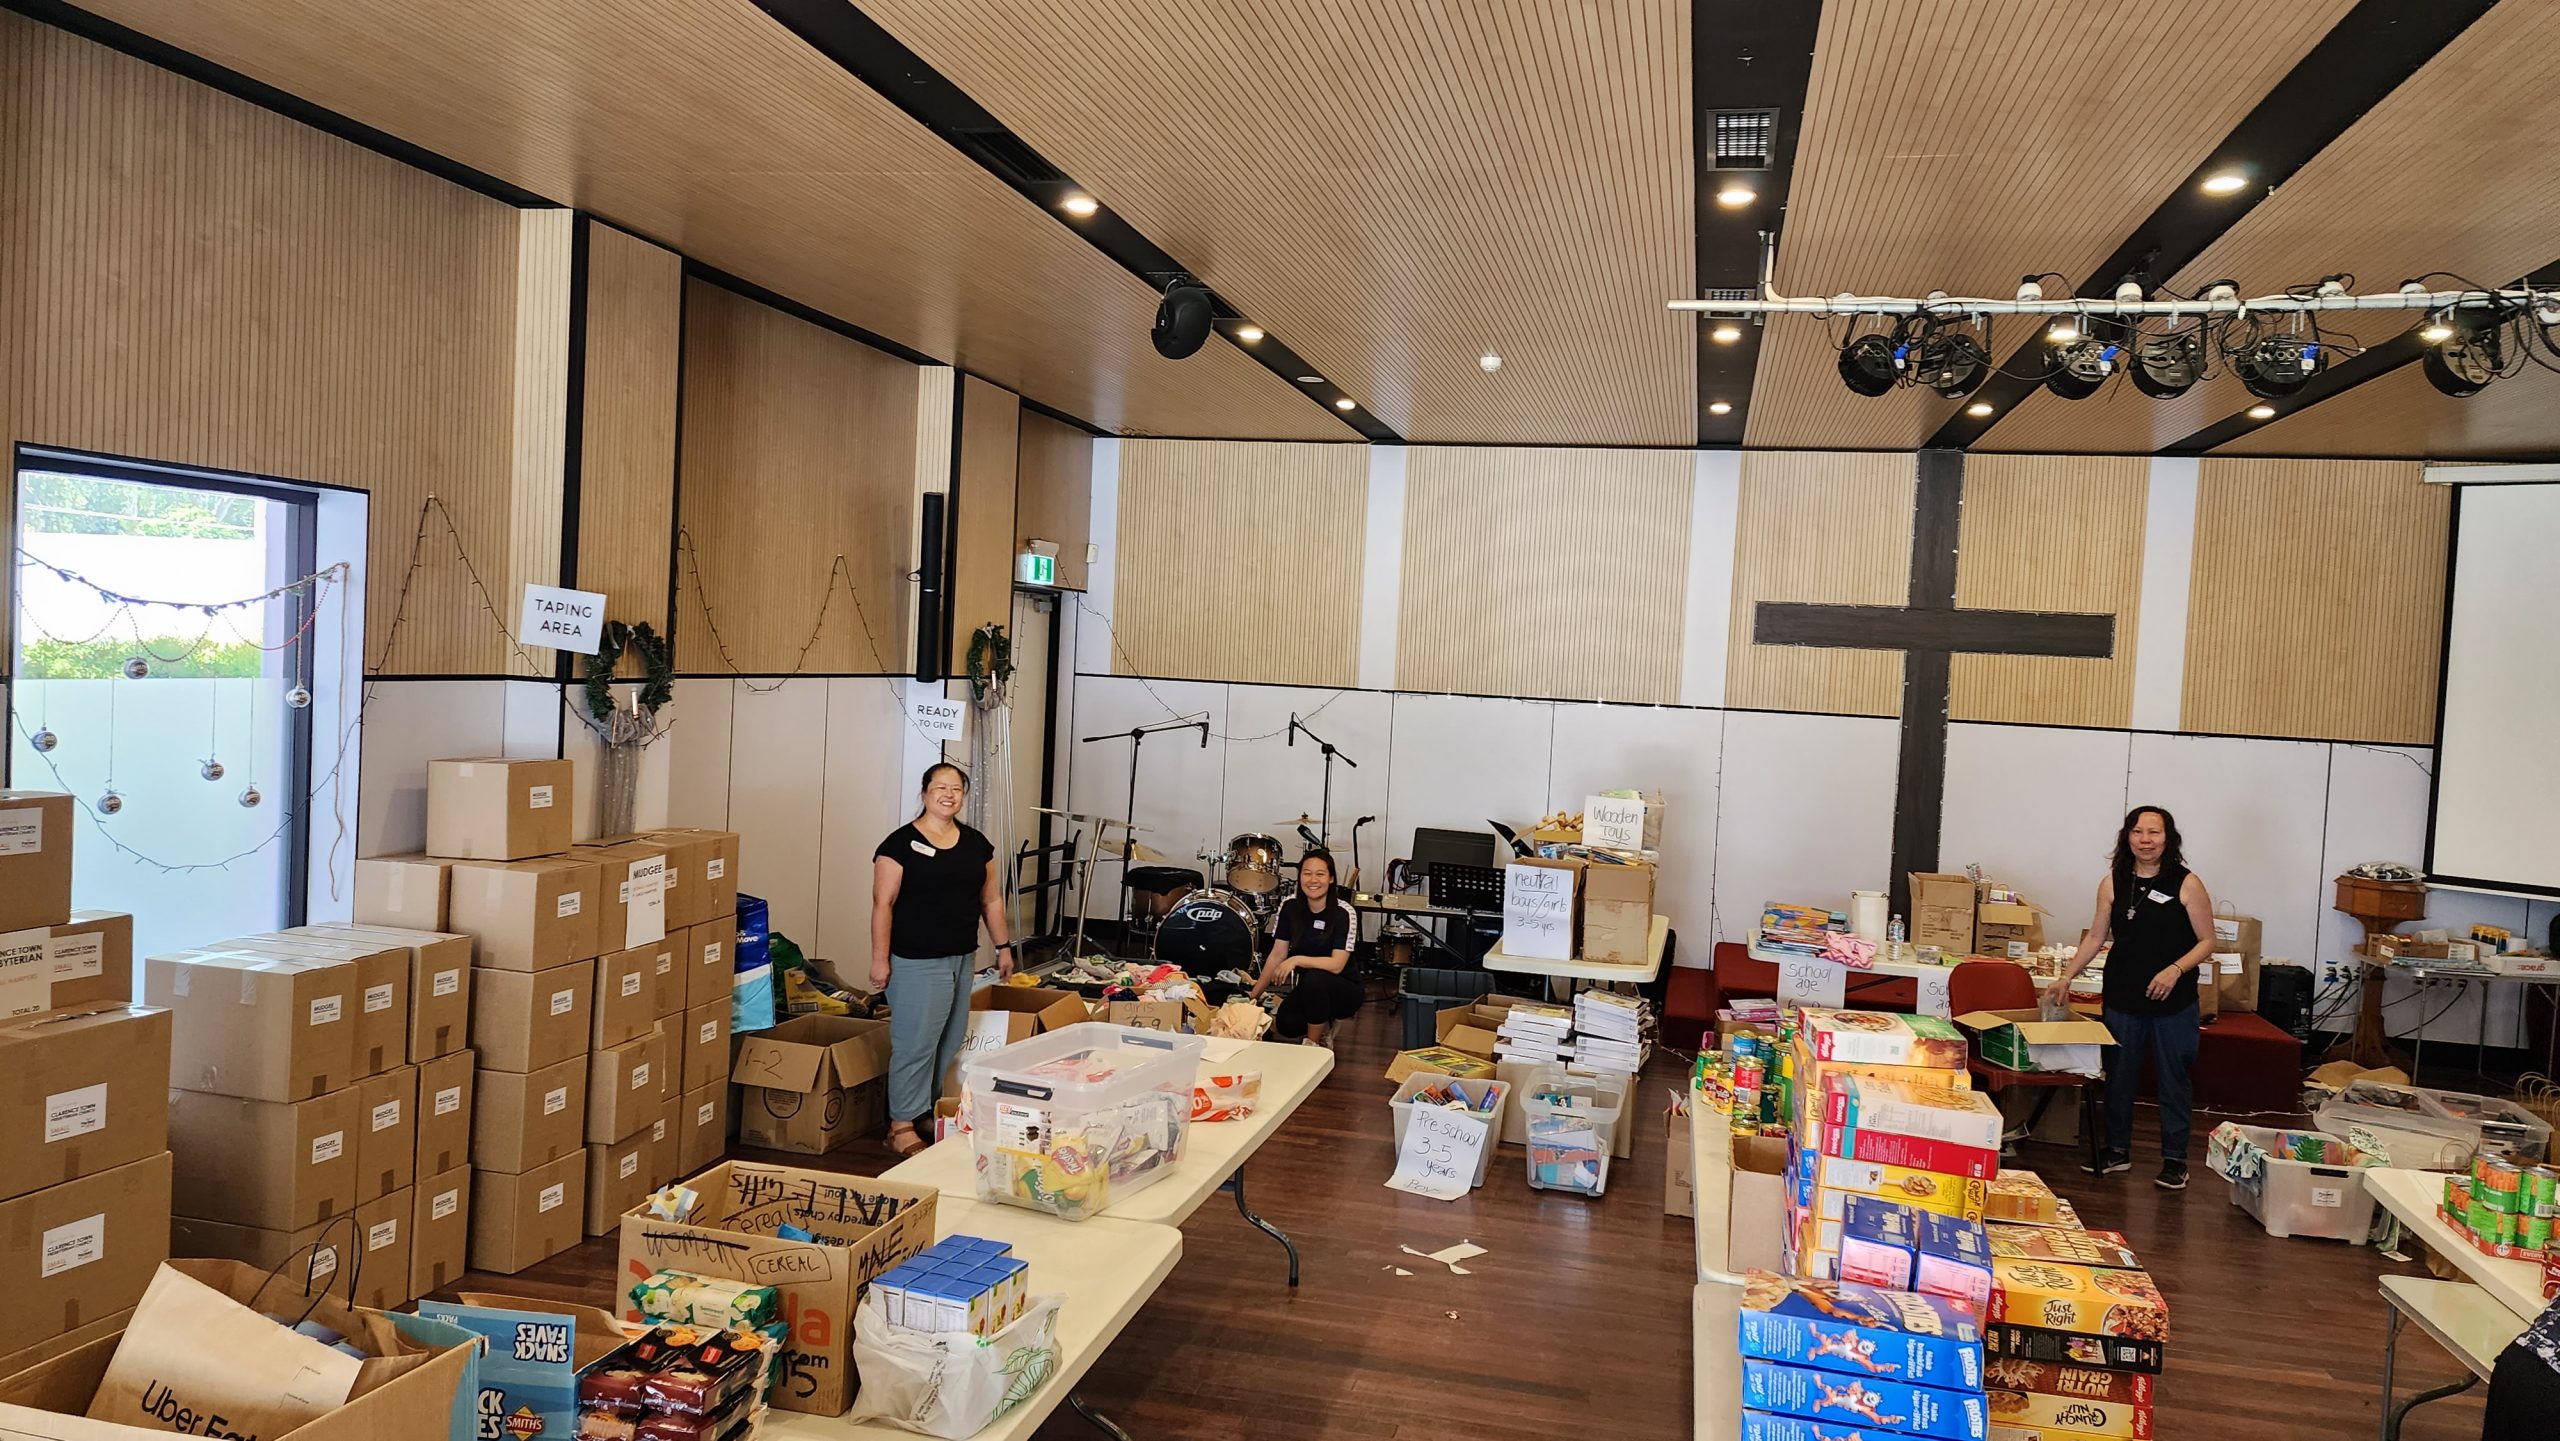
[732,893,777,1034]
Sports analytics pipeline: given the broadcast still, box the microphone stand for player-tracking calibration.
[1079,713,1209,928]
[1285,713,1360,852]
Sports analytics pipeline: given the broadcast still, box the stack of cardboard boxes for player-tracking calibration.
[0,791,173,1378]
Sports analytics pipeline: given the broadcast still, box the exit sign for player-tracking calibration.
[1016,551,1056,586]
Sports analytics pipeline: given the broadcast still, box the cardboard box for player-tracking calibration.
[588,1030,671,1144]
[1432,998,1514,1063]
[1101,999,1184,1032]
[470,1151,586,1274]
[170,1203,411,1310]
[0,1151,171,1357]
[1582,861,1656,966]
[415,1049,474,1176]
[427,756,572,861]
[2211,914,2264,1011]
[14,912,134,1021]
[683,1000,731,1093]
[0,1004,170,1204]
[411,1165,471,1299]
[299,924,472,1063]
[615,1162,936,1414]
[1959,1010,2115,1076]
[358,1186,415,1308]
[473,965,595,1073]
[449,857,603,972]
[1385,1047,1498,1086]
[356,1064,418,1203]
[1727,1133,1790,1274]
[571,839,670,954]
[1500,855,1583,960]
[584,1130,654,1236]
[591,945,658,1050]
[630,830,721,929]
[680,1082,728,1174]
[733,1014,891,1154]
[1909,871,1977,954]
[684,920,736,1010]
[220,934,410,1080]
[1973,900,2046,956]
[647,1100,678,1187]
[0,792,74,934]
[1665,1108,1695,1218]
[166,1086,358,1229]
[473,1056,589,1172]
[144,951,357,1102]
[636,937,684,1019]
[0,1308,131,1385]
[353,855,456,932]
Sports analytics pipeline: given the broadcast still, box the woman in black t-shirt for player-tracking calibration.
[1250,847,1362,1045]
[872,762,1012,1157]
[2042,805,2217,1190]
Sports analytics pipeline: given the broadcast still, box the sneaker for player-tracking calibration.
[2081,1149,2132,1176]
[2156,1162,2190,1191]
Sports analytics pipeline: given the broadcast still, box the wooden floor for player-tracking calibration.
[451,1005,2492,1439]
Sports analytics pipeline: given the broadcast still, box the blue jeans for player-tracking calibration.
[886,953,974,1126]
[2101,1003,2201,1160]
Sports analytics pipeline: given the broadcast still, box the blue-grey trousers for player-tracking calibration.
[886,952,974,1125]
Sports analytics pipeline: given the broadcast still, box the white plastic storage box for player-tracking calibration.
[2416,1086,2553,1162]
[2207,1123,2380,1241]
[963,1021,1206,1220]
[1523,1075,1622,1197]
[2315,1079,2477,1171]
[1389,1075,1510,1187]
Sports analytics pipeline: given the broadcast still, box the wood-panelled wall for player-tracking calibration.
[673,279,921,675]
[949,375,1021,672]
[0,13,524,673]
[1949,455,2149,728]
[2182,457,2447,743]
[575,223,683,641]
[504,211,575,678]
[1016,413,1094,591]
[1113,441,1364,685]
[1725,452,1916,716]
[1396,447,1692,703]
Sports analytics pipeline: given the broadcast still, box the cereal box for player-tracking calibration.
[1985,1169,2066,1226]
[1814,1154,1989,1222]
[1987,1259,2169,1342]
[1802,1010,1970,1069]
[1984,1321,2166,1374]
[1745,1412,1950,1441]
[1982,1358,2154,1407]
[1914,1210,1994,1309]
[1823,1075,2006,1150]
[1818,1122,1999,1180]
[1983,1387,2154,1438]
[1838,1195,1919,1290]
[1736,1270,1984,1392]
[1988,1224,2142,1270]
[1742,1360,1990,1441]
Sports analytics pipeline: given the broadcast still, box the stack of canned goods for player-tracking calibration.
[2440,1150,2560,1258]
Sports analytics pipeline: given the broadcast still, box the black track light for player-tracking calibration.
[2422,313,2504,397]
[2234,335,2327,399]
[2129,332,2203,398]
[2042,338,2119,401]
[1152,282,1214,359]
[1914,329,1989,398]
[1837,332,1903,397]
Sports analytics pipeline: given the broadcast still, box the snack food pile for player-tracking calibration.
[2440,1150,2560,1262]
[577,1324,773,1441]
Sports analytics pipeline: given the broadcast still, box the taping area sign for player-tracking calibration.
[519,584,608,654]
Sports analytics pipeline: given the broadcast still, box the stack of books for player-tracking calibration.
[1757,902,1844,958]
[1571,990,1650,1074]
[1493,1001,1575,1065]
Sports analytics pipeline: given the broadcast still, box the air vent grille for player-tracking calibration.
[1711,109,1777,170]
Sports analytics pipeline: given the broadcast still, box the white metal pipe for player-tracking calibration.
[1670,287,2547,318]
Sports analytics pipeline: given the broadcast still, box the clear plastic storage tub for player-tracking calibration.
[1523,1076,1622,1196]
[963,1021,1206,1220]
[1389,1075,1510,1187]
[2207,1123,2380,1241]
[2315,1079,2477,1170]
[2415,1086,2553,1162]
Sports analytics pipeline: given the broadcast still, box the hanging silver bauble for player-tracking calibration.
[287,685,312,709]
[201,758,226,782]
[121,656,150,680]
[239,784,263,809]
[95,789,123,816]
[30,728,57,754]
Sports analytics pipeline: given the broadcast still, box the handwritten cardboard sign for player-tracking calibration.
[1502,862,1577,961]
[1582,794,1646,853]
[1386,1103,1490,1201]
[1915,967,1952,1019]
[1775,957,1847,1010]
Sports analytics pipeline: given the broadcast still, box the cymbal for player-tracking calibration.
[1099,838,1169,862]
[1035,807,1151,831]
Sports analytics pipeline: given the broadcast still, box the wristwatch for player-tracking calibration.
[993,942,1014,953]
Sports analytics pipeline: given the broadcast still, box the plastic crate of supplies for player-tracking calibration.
[1399,966,1494,1050]
[2207,1122,2381,1241]
[2414,1086,2553,1162]
[1523,1076,1622,1196]
[963,1021,1206,1220]
[2315,1079,2477,1170]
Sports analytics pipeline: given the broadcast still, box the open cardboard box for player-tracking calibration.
[944,986,1091,1095]
[1957,1009,2114,1076]
[732,1014,891,1154]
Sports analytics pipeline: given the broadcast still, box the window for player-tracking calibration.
[7,449,357,957]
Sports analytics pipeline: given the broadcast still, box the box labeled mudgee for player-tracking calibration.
[472,1151,586,1275]
[298,923,471,1063]
[416,1049,475,1175]
[450,857,602,972]
[145,951,357,1102]
[473,1055,589,1172]
[427,756,572,861]
[733,1015,890,1154]
[412,1164,471,1298]
[166,1085,358,1230]
[617,1162,936,1415]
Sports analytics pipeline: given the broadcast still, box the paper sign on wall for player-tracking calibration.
[1385,1103,1489,1201]
[518,584,609,654]
[1914,968,1952,1020]
[1582,795,1646,853]
[1502,864,1575,961]
[907,691,967,744]
[1776,958,1847,1010]
[623,855,668,949]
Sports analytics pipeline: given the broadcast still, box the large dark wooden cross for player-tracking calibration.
[1753,451,2118,919]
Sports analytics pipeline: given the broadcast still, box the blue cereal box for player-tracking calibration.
[1743,1411,1947,1441]
[1912,1209,1994,1308]
[1737,1270,1984,1392]
[1838,1194,1920,1290]
[1742,1360,1988,1441]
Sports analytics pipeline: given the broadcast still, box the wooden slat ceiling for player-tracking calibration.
[1740,0,2357,452]
[854,0,1694,447]
[1983,0,2560,456]
[71,0,1346,440]
[2214,360,2560,459]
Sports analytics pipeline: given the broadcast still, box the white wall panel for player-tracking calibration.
[2130,458,2197,731]
[355,680,506,858]
[663,679,735,830]
[1714,711,1898,946]
[1547,704,1723,964]
[725,679,830,946]
[816,677,917,966]
[1218,685,1393,874]
[1078,438,1120,674]
[1680,452,1741,709]
[1942,724,2134,941]
[1383,693,1553,866]
[501,679,563,759]
[2125,733,2329,972]
[1061,676,1230,912]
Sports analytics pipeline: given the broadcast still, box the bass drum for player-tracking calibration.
[1153,887,1261,972]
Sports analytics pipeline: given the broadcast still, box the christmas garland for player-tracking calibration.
[966,622,1014,704]
[584,620,675,729]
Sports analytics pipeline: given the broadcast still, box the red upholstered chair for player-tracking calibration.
[1952,961,2103,1169]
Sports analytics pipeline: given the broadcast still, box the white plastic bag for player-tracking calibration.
[844,1288,1063,1438]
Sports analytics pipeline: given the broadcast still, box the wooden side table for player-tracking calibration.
[2327,874,2430,1069]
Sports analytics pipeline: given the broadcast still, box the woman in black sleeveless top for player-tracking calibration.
[2042,806,2218,1189]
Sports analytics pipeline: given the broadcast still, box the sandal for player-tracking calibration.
[888,1123,927,1158]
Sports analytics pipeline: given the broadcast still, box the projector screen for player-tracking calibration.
[2430,481,2560,895]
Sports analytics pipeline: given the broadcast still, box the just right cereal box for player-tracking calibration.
[1985,1258,2170,1343]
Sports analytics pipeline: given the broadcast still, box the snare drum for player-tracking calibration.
[1223,833,1285,895]
[1154,887,1262,971]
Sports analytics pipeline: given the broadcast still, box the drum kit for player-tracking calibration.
[1035,808,1342,973]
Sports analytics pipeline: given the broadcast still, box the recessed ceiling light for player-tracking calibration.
[1966,402,1994,417]
[1707,400,1733,416]
[1715,184,1757,208]
[1478,351,1503,373]
[2200,172,2249,196]
[2046,322,2081,344]
[1296,375,1323,384]
[1710,323,1743,344]
[2246,403,2277,420]
[1059,193,1100,217]
[1334,397,1357,411]
[1235,325,1265,343]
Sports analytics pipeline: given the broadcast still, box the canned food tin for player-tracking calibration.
[2477,1154,2526,1213]
[2520,1211,2552,1253]
[2525,1166,2560,1220]
[2485,1207,2521,1246]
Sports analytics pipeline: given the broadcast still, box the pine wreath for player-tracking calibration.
[584,620,674,733]
[967,622,1014,704]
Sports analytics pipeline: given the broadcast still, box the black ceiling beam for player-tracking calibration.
[1690,2,1825,447]
[1928,0,2501,451]
[750,0,1397,442]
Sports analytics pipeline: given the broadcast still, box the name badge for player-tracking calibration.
[1310,919,1326,932]
[2147,889,2173,905]
[911,839,937,857]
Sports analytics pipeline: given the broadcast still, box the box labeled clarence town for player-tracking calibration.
[412,1164,472,1298]
[0,1004,170,1204]
[166,1086,358,1230]
[683,1000,730,1093]
[353,854,457,932]
[472,1151,586,1275]
[416,1048,476,1175]
[473,965,595,1073]
[587,1029,670,1145]
[449,857,603,971]
[591,945,658,1050]
[144,951,357,1102]
[356,1064,419,1203]
[10,911,135,1021]
[0,792,75,934]
[473,1055,590,1173]
[0,1150,172,1358]
[732,1014,890,1154]
[680,1082,729,1174]
[427,757,573,861]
